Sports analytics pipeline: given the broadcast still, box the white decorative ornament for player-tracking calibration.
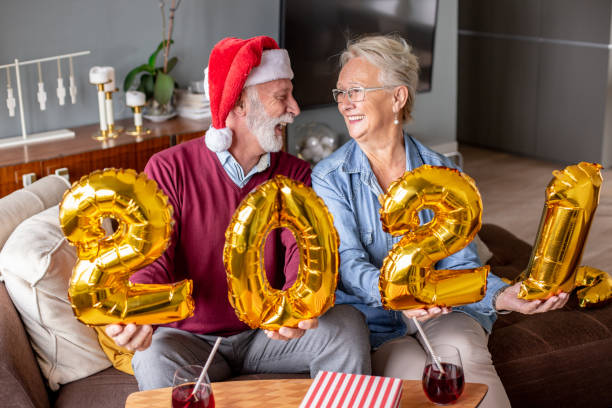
[57,77,66,106]
[6,87,16,117]
[295,122,339,164]
[37,82,47,111]
[56,58,66,106]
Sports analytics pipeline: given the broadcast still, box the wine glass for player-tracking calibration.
[422,344,465,405]
[172,365,215,408]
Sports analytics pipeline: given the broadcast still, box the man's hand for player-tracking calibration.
[105,323,153,352]
[264,318,318,341]
[495,282,569,314]
[402,306,452,323]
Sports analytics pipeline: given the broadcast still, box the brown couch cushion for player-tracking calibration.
[53,367,138,408]
[482,224,612,407]
[479,223,532,281]
[0,282,49,408]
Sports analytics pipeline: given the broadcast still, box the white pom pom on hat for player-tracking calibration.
[203,36,294,152]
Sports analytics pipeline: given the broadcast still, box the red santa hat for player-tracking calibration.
[204,36,294,152]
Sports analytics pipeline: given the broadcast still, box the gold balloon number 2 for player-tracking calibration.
[60,169,194,326]
[224,175,339,330]
[378,165,490,310]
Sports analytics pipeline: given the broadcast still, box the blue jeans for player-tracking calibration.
[132,304,371,390]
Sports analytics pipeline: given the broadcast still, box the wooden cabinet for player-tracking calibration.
[176,131,206,145]
[0,162,43,196]
[135,135,172,172]
[0,118,208,197]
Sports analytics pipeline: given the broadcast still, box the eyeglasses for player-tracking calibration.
[331,86,395,103]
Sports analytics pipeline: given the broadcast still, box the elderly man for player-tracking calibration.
[106,36,370,390]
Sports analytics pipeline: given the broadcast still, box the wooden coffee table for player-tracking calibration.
[125,378,487,407]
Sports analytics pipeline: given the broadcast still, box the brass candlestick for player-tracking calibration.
[125,105,151,137]
[91,82,112,141]
[105,88,123,137]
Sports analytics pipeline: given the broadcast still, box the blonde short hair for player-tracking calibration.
[340,34,419,123]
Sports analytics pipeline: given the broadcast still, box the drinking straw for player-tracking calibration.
[412,317,445,374]
[192,337,222,400]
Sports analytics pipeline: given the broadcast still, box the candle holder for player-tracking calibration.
[125,105,151,137]
[105,88,123,137]
[125,90,150,138]
[91,82,114,141]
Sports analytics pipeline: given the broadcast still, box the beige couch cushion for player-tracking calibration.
[0,174,70,251]
[0,205,111,390]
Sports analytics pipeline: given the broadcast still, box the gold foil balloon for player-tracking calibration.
[59,168,194,326]
[574,266,612,307]
[519,162,602,300]
[379,165,489,310]
[224,175,339,330]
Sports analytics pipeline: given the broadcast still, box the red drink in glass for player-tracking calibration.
[171,383,215,408]
[422,362,465,405]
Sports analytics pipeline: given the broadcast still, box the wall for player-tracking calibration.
[458,0,612,167]
[0,0,280,139]
[287,1,459,154]
[0,0,456,154]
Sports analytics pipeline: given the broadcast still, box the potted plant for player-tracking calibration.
[123,0,181,119]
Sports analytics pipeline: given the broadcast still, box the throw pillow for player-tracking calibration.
[0,205,111,390]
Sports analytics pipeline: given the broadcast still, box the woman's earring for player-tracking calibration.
[393,112,399,125]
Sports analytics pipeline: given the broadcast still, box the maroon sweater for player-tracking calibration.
[131,138,311,336]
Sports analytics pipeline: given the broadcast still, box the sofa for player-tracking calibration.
[0,175,610,408]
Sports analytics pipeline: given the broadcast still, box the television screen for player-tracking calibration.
[280,0,438,109]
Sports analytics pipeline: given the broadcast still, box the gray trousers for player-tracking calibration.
[132,304,372,390]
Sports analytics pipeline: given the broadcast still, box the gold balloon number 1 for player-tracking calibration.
[378,165,490,310]
[519,162,611,307]
[60,169,194,326]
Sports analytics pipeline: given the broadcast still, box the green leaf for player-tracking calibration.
[123,64,154,92]
[166,57,178,74]
[142,74,155,100]
[154,72,175,105]
[148,39,174,68]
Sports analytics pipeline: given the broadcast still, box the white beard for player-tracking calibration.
[246,90,294,153]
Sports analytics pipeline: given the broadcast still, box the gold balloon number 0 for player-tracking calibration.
[60,169,194,326]
[224,175,339,330]
[378,165,489,310]
[519,162,611,307]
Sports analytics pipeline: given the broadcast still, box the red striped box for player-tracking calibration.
[300,371,403,408]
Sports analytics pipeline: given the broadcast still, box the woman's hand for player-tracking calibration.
[495,282,569,314]
[402,307,452,323]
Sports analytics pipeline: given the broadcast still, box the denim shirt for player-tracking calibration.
[312,133,509,348]
[216,151,271,187]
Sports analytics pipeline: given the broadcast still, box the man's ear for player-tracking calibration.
[392,85,409,112]
[233,91,248,117]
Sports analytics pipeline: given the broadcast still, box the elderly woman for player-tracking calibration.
[311,34,569,408]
